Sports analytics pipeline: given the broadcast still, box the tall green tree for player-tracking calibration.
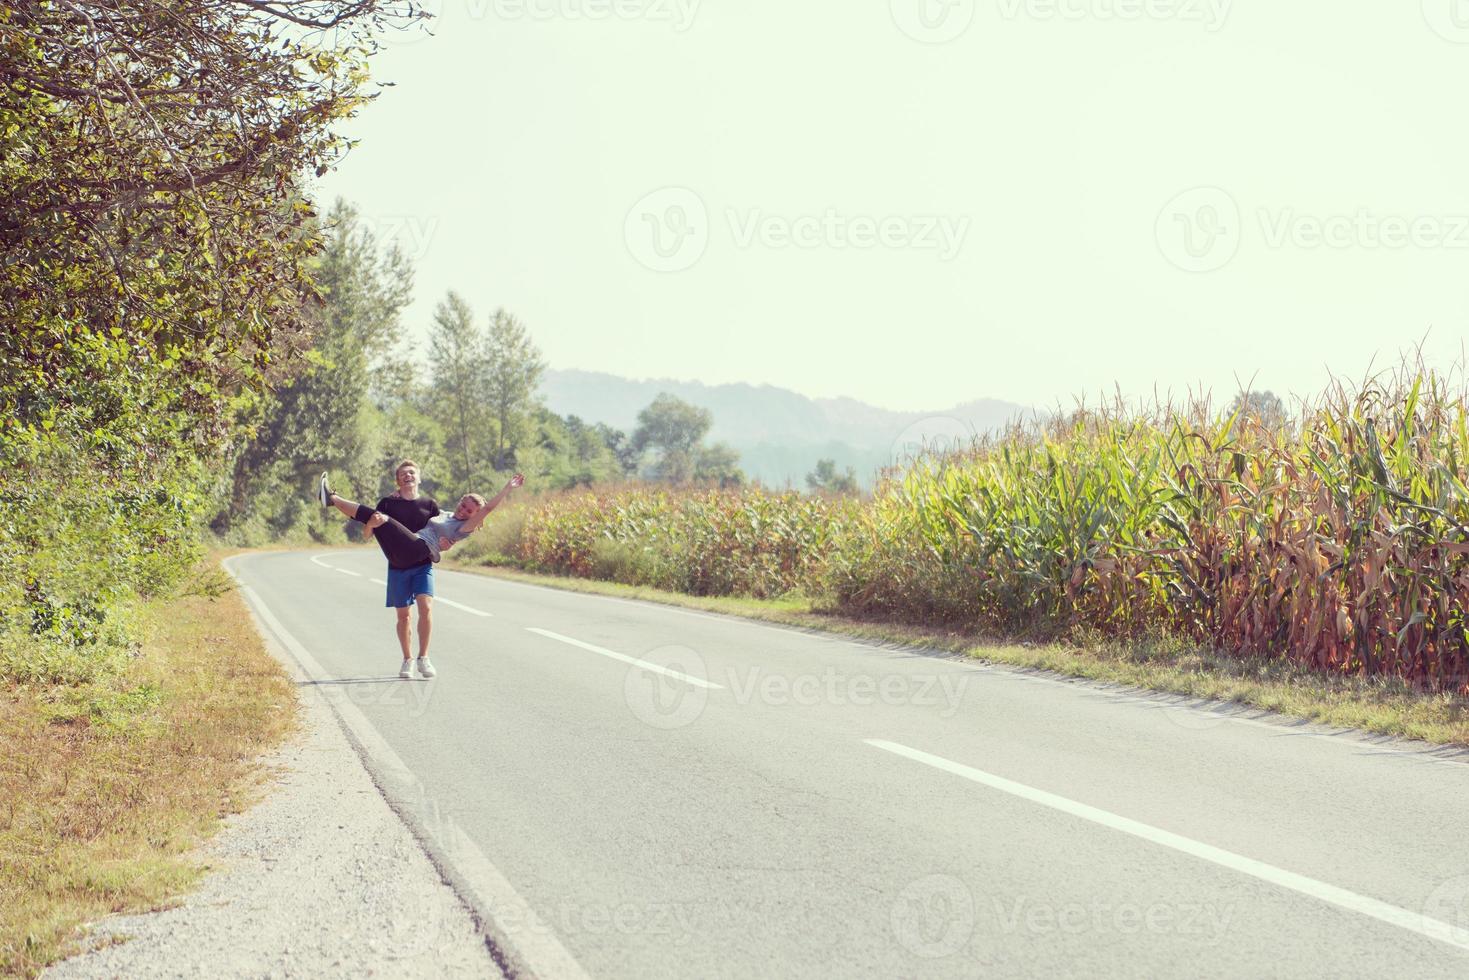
[631,393,745,486]
[806,458,858,495]
[484,307,547,469]
[429,291,490,486]
[215,200,414,535]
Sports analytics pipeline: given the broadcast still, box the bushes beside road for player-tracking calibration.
[468,368,1469,695]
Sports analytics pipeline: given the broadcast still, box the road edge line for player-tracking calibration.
[224,555,592,980]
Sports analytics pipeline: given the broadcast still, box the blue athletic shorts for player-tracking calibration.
[385,562,434,607]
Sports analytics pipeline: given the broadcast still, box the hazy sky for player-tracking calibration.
[318,1,1469,413]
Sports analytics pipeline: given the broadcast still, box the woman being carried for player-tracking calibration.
[317,471,524,566]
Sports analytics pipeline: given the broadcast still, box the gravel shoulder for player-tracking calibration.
[45,599,503,979]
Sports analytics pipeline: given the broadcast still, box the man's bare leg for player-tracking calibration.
[414,594,436,677]
[395,607,412,661]
[415,594,433,657]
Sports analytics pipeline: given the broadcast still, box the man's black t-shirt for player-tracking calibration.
[374,495,439,569]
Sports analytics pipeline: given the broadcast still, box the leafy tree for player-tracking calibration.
[484,307,546,470]
[428,291,490,485]
[216,201,413,533]
[806,458,859,495]
[1,2,422,452]
[630,393,745,485]
[0,2,423,674]
[632,393,711,483]
[1227,390,1288,430]
[696,444,745,488]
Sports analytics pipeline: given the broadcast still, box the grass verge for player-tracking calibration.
[0,561,297,978]
[447,560,1469,748]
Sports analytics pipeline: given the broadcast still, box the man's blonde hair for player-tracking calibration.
[395,459,419,479]
[462,493,487,508]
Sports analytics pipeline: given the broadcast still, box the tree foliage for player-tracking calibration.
[806,458,859,495]
[630,393,745,486]
[0,2,422,680]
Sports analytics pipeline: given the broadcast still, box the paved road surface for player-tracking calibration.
[228,549,1469,978]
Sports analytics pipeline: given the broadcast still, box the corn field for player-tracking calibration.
[504,369,1469,693]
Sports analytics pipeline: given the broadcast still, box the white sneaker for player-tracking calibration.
[416,656,436,678]
[317,472,332,507]
[399,660,412,679]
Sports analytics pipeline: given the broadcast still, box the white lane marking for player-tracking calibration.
[435,596,491,617]
[351,556,1469,771]
[526,627,725,689]
[371,578,387,586]
[335,568,362,578]
[310,554,335,570]
[867,739,1469,954]
[223,557,592,980]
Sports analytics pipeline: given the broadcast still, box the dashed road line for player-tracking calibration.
[525,627,725,689]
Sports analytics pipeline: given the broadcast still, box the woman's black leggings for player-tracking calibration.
[354,505,432,567]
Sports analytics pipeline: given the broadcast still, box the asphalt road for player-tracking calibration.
[229,548,1469,979]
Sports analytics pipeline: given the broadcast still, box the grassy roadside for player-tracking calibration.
[446,560,1469,748]
[0,561,298,978]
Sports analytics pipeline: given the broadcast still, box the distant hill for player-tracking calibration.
[538,369,1030,489]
